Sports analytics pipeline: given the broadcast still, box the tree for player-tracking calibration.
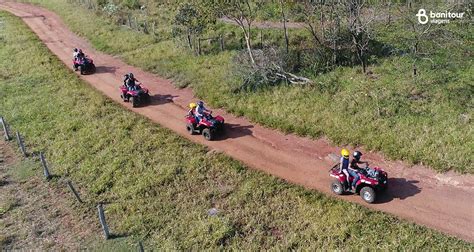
[279,0,289,53]
[215,0,256,65]
[174,3,207,50]
[344,0,376,73]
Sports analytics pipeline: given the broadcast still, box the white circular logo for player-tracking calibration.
[416,9,429,24]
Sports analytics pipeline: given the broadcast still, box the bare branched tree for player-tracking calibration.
[217,1,256,64]
[345,0,377,73]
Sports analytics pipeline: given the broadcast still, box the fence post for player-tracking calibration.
[97,204,110,240]
[134,17,139,31]
[0,117,11,141]
[197,38,201,55]
[16,132,26,157]
[128,13,132,28]
[138,241,144,252]
[220,35,224,51]
[39,152,52,180]
[67,180,83,203]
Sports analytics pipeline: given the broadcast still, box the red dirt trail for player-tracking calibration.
[1,2,473,242]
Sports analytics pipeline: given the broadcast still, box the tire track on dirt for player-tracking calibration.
[0,1,473,242]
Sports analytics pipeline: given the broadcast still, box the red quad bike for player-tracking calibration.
[73,57,96,75]
[120,83,150,108]
[329,163,388,203]
[185,112,224,141]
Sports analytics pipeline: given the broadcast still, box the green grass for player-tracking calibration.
[0,10,472,250]
[19,0,473,174]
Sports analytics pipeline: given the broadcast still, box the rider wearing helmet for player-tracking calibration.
[76,49,85,59]
[350,151,368,171]
[339,149,351,189]
[73,48,80,70]
[73,48,79,59]
[188,102,197,116]
[125,73,139,91]
[195,101,211,123]
[123,73,130,86]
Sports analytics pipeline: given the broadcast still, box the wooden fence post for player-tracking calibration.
[39,152,52,180]
[138,241,144,252]
[16,132,26,157]
[97,204,110,240]
[0,117,11,141]
[197,38,202,55]
[128,13,132,28]
[67,181,83,203]
[220,35,224,51]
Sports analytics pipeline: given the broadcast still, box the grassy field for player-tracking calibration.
[19,0,473,174]
[0,11,472,250]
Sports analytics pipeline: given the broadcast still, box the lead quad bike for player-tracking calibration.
[185,112,224,141]
[329,163,388,203]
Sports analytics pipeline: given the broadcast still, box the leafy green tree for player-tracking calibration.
[174,2,207,50]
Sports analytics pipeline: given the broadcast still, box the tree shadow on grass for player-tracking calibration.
[376,178,421,204]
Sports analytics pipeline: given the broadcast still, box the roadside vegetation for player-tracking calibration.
[0,11,472,249]
[19,0,473,174]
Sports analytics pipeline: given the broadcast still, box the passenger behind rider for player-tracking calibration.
[339,149,351,189]
[188,103,197,117]
[195,101,211,123]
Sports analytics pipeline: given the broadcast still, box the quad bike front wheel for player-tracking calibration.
[186,123,195,135]
[79,65,84,75]
[360,186,376,203]
[202,128,213,141]
[331,180,344,195]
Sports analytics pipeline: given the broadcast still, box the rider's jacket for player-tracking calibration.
[196,105,207,117]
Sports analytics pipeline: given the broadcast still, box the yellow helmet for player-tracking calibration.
[189,102,197,109]
[341,149,350,158]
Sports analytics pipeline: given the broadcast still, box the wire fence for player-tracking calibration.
[0,115,145,249]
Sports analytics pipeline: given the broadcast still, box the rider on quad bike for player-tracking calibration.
[195,101,211,123]
[120,73,150,107]
[125,73,139,91]
[339,149,352,189]
[73,48,84,70]
[188,102,197,117]
[185,101,224,141]
[331,149,388,203]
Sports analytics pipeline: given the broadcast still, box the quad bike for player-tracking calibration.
[185,112,224,141]
[120,83,150,108]
[329,163,388,203]
[73,57,96,75]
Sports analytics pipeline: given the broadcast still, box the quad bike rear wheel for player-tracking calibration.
[186,123,195,135]
[360,186,376,203]
[331,180,344,195]
[130,96,138,108]
[202,128,213,141]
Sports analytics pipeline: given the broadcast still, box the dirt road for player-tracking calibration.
[1,2,473,242]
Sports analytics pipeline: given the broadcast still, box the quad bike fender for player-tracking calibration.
[214,115,225,123]
[185,116,197,125]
